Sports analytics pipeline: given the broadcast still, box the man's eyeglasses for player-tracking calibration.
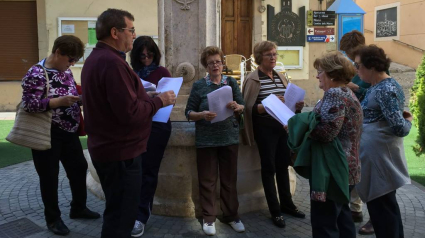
[354,62,362,70]
[263,53,279,59]
[140,53,154,60]
[121,28,136,35]
[67,56,80,63]
[207,61,223,67]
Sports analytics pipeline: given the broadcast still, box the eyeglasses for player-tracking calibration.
[67,56,80,63]
[207,61,223,67]
[263,53,279,59]
[121,28,136,35]
[140,53,154,60]
[354,62,362,70]
[317,70,324,76]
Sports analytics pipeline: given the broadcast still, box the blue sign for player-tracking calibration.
[307,35,327,42]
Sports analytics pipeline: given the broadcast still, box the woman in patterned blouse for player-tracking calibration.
[310,52,363,238]
[354,45,412,238]
[21,35,99,236]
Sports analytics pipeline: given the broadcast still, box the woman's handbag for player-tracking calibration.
[6,64,52,150]
[75,84,86,136]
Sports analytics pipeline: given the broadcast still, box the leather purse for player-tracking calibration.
[6,64,52,150]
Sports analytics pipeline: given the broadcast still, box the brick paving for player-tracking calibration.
[1,161,425,238]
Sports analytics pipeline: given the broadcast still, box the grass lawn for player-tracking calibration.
[0,120,87,168]
[404,125,425,186]
[0,120,424,186]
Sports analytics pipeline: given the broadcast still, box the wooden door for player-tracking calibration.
[0,1,38,81]
[221,0,253,67]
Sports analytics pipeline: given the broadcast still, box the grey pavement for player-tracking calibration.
[1,161,425,238]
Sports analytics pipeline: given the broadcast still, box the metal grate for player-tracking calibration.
[0,218,43,238]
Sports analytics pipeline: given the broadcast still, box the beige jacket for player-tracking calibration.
[241,69,288,146]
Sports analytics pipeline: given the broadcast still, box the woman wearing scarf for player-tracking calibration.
[129,36,172,237]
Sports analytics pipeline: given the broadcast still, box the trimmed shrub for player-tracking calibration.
[410,54,425,155]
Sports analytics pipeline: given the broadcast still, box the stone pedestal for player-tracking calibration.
[84,122,297,217]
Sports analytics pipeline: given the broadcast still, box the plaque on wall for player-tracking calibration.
[376,7,397,38]
[267,0,306,46]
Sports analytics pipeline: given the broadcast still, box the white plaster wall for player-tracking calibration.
[253,0,311,80]
[42,0,158,83]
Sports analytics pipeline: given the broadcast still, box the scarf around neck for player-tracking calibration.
[138,63,159,79]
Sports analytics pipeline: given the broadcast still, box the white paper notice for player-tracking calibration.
[262,94,295,126]
[140,78,157,92]
[284,83,305,112]
[62,25,75,34]
[207,86,234,123]
[152,77,183,123]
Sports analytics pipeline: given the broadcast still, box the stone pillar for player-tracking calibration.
[158,0,220,121]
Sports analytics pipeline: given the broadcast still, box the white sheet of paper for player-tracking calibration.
[262,94,295,126]
[284,83,305,112]
[140,78,157,92]
[152,77,183,123]
[61,25,75,33]
[207,86,234,123]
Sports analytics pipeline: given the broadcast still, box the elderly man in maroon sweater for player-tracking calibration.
[81,9,176,238]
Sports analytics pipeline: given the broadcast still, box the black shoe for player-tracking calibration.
[281,207,305,218]
[272,216,286,228]
[70,208,100,219]
[47,219,70,236]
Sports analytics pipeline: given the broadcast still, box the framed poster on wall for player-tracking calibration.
[58,17,97,67]
[276,46,303,69]
[374,2,400,41]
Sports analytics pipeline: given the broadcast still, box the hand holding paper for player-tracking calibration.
[284,83,306,112]
[207,86,234,123]
[261,94,295,126]
[152,77,183,123]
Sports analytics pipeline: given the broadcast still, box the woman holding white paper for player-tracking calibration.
[241,41,305,228]
[306,51,362,238]
[185,46,245,236]
[129,36,172,237]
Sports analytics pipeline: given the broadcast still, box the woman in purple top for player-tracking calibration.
[129,36,172,237]
[21,35,100,236]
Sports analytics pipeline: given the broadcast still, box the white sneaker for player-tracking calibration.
[228,219,245,233]
[202,220,216,236]
[131,220,145,237]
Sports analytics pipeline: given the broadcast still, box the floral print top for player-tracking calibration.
[361,77,411,137]
[21,59,81,133]
[311,87,363,185]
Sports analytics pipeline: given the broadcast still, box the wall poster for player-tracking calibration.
[58,17,98,67]
[374,2,400,41]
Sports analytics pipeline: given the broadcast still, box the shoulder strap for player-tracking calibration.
[34,64,50,99]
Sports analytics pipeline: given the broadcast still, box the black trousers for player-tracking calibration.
[137,122,171,224]
[253,121,296,217]
[367,190,404,238]
[32,126,88,224]
[93,155,142,238]
[310,185,356,238]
